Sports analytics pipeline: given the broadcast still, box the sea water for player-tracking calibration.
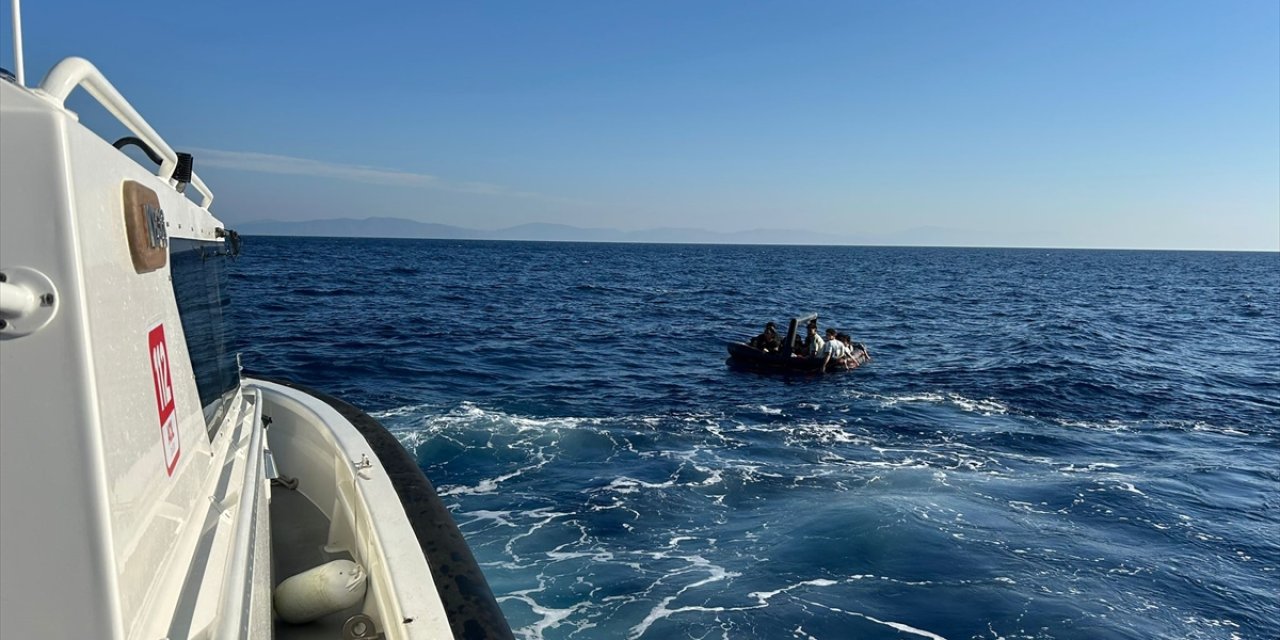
[232,238,1278,639]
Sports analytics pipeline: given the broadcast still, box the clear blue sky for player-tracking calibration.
[4,1,1278,249]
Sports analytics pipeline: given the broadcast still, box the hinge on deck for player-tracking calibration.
[342,614,385,639]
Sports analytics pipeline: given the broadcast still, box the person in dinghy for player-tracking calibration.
[726,314,870,373]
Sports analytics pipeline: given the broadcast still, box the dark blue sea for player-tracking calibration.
[231,238,1279,640]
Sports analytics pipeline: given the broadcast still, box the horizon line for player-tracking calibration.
[230,231,1278,254]
[228,216,1278,253]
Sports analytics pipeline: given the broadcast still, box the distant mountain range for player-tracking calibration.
[234,217,849,244]
[233,216,1002,247]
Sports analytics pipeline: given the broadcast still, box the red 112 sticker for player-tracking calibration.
[148,323,181,475]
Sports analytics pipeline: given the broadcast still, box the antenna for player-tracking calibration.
[10,0,23,85]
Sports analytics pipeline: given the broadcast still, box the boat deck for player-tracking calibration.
[270,486,365,639]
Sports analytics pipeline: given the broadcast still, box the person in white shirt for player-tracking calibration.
[820,328,847,371]
[802,321,825,357]
[839,333,869,363]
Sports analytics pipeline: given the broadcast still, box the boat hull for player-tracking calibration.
[252,377,513,640]
[725,342,869,373]
[0,63,513,639]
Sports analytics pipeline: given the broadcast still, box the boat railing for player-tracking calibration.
[8,0,24,86]
[34,56,215,209]
[213,387,265,639]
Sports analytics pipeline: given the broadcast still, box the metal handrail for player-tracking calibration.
[36,57,215,209]
[213,387,264,639]
[10,0,25,86]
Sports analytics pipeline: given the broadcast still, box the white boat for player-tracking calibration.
[0,8,512,639]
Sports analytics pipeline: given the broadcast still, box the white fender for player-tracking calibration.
[273,559,368,624]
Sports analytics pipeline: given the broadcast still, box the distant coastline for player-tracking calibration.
[231,217,1274,251]
[232,216,1032,248]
